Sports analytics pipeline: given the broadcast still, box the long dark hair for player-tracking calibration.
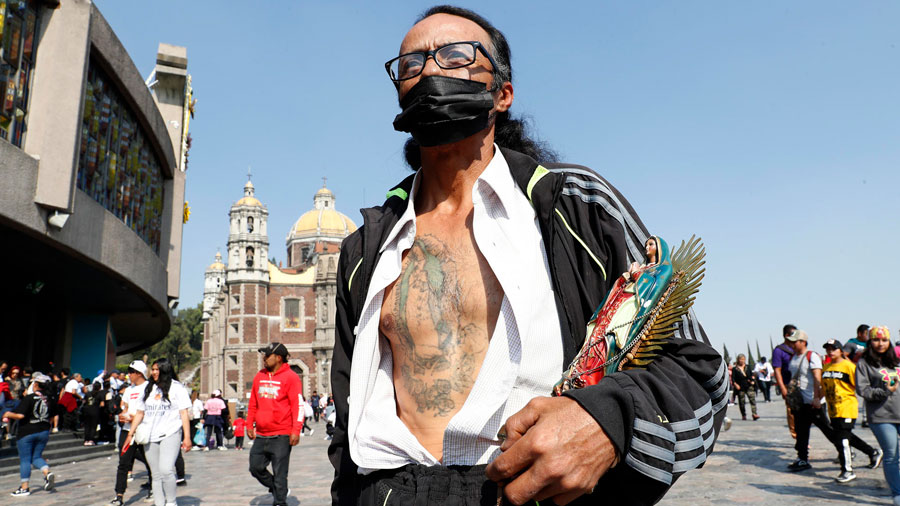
[143,358,179,403]
[863,329,899,369]
[402,5,558,169]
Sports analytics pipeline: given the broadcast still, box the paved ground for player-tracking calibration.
[1,402,892,505]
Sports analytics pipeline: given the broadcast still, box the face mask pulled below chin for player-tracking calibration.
[392,75,495,147]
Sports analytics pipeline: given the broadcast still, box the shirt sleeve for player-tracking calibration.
[173,385,191,411]
[856,362,890,402]
[247,376,258,428]
[290,376,302,434]
[810,352,823,370]
[132,390,146,412]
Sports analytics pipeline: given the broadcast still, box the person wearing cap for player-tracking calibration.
[247,342,302,506]
[786,329,840,472]
[203,389,228,451]
[110,360,153,505]
[773,324,798,439]
[4,373,55,497]
[822,338,882,482]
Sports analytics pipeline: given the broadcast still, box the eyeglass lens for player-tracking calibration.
[390,42,477,81]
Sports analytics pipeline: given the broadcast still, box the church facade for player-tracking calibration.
[199,179,356,400]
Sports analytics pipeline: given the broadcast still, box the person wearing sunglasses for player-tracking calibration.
[329,6,725,506]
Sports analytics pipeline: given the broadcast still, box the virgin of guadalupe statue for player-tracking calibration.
[553,235,705,395]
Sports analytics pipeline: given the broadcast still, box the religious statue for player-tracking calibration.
[553,235,706,395]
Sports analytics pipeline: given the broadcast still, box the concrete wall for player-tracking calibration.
[0,3,187,347]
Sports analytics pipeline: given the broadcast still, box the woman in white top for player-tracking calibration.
[124,359,191,506]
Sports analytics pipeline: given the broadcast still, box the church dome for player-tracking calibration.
[235,180,263,207]
[289,183,357,241]
[207,252,225,271]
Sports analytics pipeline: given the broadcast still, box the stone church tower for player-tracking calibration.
[200,178,356,401]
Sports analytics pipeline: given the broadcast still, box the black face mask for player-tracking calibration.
[392,75,495,147]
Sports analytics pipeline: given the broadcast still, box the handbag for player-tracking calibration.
[785,351,812,412]
[224,426,235,439]
[133,423,151,445]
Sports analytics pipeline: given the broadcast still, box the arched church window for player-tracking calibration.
[247,216,254,233]
[246,246,255,268]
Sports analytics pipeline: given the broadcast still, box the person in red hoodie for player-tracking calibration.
[247,342,302,506]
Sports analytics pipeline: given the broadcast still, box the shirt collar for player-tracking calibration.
[378,145,525,254]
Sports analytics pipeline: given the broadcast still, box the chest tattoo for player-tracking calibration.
[390,234,485,417]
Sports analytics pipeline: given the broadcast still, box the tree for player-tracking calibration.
[746,342,756,372]
[723,344,731,365]
[137,303,204,374]
[756,340,763,362]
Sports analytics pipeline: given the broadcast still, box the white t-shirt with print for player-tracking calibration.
[132,381,191,442]
[788,350,823,404]
[121,382,148,431]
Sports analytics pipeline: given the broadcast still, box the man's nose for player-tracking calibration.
[420,55,443,77]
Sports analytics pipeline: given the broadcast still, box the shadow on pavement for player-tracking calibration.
[248,492,301,505]
[748,482,888,505]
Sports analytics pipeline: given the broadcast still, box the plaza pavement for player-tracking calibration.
[1,401,891,505]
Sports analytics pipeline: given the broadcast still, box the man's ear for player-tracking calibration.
[494,81,513,113]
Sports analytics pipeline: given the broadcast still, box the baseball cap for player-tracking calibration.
[258,342,289,358]
[212,389,222,396]
[32,372,51,384]
[128,360,148,379]
[823,339,842,349]
[786,329,809,342]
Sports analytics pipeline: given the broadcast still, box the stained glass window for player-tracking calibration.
[0,1,40,147]
[75,61,165,254]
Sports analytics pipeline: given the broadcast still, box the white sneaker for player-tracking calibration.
[218,446,227,451]
[309,429,314,435]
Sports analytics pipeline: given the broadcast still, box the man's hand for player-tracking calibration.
[290,433,300,446]
[247,427,255,440]
[485,396,619,506]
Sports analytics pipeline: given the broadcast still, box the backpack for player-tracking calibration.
[786,351,813,412]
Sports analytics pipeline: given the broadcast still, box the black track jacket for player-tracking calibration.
[329,148,728,505]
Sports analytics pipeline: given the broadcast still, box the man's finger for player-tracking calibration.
[485,430,541,482]
[499,399,543,451]
[500,463,554,505]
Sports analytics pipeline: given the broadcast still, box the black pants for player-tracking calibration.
[831,418,875,473]
[83,409,99,442]
[312,407,319,422]
[115,429,151,495]
[759,380,772,402]
[249,435,292,506]
[235,435,245,448]
[793,403,838,461]
[359,464,545,506]
[190,418,200,443]
[206,424,223,447]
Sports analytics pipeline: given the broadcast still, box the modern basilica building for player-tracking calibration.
[0,1,191,375]
[200,180,357,400]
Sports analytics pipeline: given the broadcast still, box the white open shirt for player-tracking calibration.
[348,147,564,473]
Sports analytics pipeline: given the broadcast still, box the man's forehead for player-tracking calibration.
[399,13,490,53]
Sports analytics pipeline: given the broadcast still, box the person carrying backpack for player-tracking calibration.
[786,330,840,472]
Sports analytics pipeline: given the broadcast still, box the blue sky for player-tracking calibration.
[94,1,900,357]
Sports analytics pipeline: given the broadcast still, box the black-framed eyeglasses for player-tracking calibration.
[385,41,498,82]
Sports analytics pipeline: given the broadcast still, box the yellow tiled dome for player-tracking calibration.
[291,208,357,237]
[289,183,357,239]
[207,252,225,271]
[235,196,263,207]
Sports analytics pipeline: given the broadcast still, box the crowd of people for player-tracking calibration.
[0,345,334,504]
[727,324,900,505]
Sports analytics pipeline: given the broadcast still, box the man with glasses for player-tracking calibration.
[329,6,726,506]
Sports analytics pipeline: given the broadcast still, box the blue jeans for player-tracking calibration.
[16,430,50,482]
[871,423,900,496]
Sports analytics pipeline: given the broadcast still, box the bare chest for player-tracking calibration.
[380,231,502,417]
